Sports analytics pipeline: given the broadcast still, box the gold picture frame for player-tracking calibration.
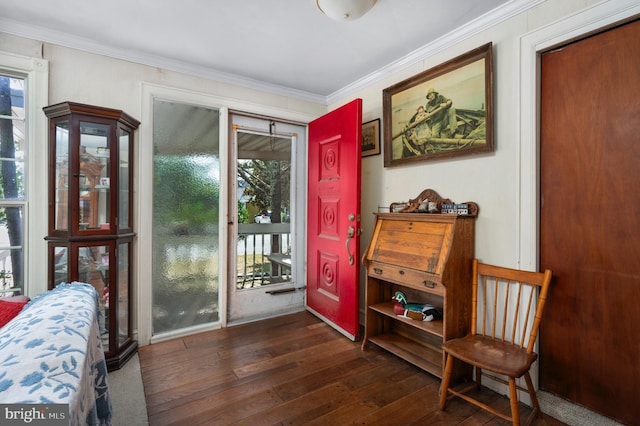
[383,42,494,167]
[362,118,381,157]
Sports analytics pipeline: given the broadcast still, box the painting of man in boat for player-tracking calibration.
[383,43,493,166]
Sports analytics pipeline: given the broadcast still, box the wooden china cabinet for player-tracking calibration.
[44,102,139,371]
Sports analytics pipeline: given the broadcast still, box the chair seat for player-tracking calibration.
[442,335,538,378]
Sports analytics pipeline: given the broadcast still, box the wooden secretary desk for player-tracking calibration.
[361,193,477,382]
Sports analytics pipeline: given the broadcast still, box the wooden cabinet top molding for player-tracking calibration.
[389,188,479,217]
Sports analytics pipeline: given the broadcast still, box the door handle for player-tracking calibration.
[345,225,355,265]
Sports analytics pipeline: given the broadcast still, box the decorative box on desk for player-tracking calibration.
[44,101,139,371]
[361,191,477,381]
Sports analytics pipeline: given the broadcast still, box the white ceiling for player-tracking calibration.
[0,0,537,103]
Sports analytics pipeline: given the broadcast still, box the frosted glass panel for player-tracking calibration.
[152,100,220,335]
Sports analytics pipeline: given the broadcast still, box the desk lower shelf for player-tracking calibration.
[367,333,443,378]
[368,301,444,338]
[364,301,445,378]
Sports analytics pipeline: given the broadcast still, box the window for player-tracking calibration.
[0,52,49,297]
[0,73,26,296]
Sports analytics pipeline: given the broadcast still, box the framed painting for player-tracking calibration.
[362,118,380,157]
[383,42,493,167]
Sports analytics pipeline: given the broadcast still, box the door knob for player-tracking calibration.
[345,225,355,265]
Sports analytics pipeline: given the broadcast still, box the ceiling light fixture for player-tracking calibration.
[315,0,377,21]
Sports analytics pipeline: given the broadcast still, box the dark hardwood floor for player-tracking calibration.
[139,311,565,426]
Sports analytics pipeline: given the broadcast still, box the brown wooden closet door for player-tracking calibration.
[539,19,640,425]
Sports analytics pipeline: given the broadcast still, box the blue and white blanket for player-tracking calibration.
[0,282,112,425]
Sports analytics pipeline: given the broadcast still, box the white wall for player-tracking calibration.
[1,0,636,330]
[0,31,327,119]
[0,34,325,342]
[333,0,615,270]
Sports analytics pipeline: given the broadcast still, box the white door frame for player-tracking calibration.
[137,82,315,345]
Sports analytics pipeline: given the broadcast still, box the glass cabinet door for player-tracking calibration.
[117,241,130,347]
[118,128,130,231]
[49,241,111,350]
[75,243,111,350]
[54,121,69,232]
[51,244,69,285]
[79,121,110,232]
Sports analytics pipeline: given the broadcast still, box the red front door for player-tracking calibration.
[306,99,362,340]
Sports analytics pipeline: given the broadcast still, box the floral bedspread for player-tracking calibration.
[0,282,112,425]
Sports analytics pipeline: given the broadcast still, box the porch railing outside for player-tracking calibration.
[237,223,291,289]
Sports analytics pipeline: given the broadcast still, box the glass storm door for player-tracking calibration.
[228,115,305,323]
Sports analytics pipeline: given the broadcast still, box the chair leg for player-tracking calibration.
[475,365,482,389]
[439,352,454,410]
[508,377,520,426]
[523,372,540,411]
[523,372,541,425]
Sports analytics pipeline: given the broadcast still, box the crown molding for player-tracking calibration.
[1,0,543,107]
[326,0,545,105]
[0,17,326,105]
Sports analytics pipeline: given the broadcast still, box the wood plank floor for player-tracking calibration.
[139,311,565,426]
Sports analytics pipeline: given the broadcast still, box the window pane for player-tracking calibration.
[0,76,26,201]
[1,76,25,119]
[236,132,292,290]
[0,206,23,295]
[0,158,24,200]
[0,72,26,298]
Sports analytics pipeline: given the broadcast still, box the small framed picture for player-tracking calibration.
[362,118,381,157]
[100,177,110,187]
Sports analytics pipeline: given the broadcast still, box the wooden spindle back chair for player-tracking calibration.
[438,259,553,426]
